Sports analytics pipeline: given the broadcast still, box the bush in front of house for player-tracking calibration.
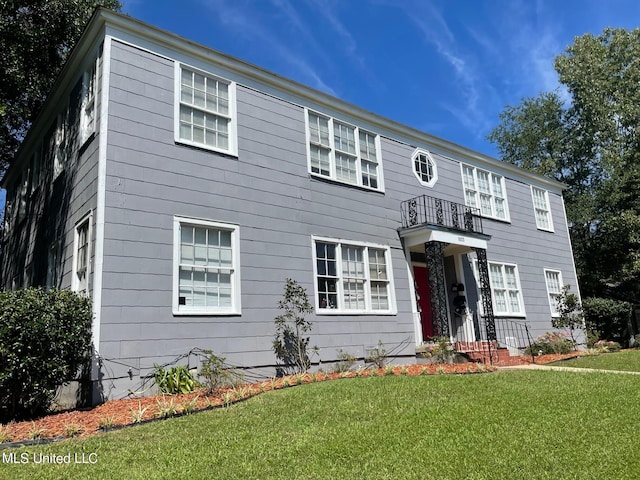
[582,297,633,347]
[525,331,574,356]
[0,288,92,422]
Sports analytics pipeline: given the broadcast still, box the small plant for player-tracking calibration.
[154,364,199,395]
[383,365,395,376]
[365,341,389,368]
[281,377,292,387]
[180,396,200,415]
[551,285,584,347]
[399,366,409,375]
[155,396,178,418]
[197,349,243,394]
[293,373,306,385]
[98,415,115,430]
[221,391,234,407]
[273,278,317,375]
[436,366,446,375]
[130,402,149,423]
[420,366,429,376]
[269,378,280,390]
[475,363,487,373]
[27,423,45,440]
[64,423,83,438]
[354,367,366,377]
[0,425,11,443]
[332,349,356,373]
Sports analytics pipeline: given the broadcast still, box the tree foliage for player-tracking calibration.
[489,28,640,301]
[0,0,121,177]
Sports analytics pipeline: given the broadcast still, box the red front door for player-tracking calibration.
[414,266,433,340]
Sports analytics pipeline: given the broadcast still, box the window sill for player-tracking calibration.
[316,309,397,316]
[309,173,384,194]
[493,313,527,318]
[173,308,241,316]
[536,227,555,233]
[175,138,238,158]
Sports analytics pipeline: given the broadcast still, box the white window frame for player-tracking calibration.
[473,260,526,317]
[174,63,237,156]
[72,212,93,296]
[531,186,554,232]
[311,236,396,315]
[461,164,510,221]
[544,269,563,317]
[172,216,241,315]
[412,148,438,187]
[53,107,68,180]
[305,109,384,191]
[80,59,98,144]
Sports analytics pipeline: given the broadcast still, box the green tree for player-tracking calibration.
[489,28,640,301]
[0,0,121,177]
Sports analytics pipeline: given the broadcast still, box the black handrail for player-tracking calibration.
[400,195,483,234]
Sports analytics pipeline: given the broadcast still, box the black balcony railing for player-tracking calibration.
[400,195,483,234]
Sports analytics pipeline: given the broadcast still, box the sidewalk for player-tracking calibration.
[499,363,640,375]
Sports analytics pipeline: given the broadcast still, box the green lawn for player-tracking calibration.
[550,349,640,372]
[1,370,639,480]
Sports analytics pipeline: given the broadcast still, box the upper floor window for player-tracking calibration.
[173,217,241,315]
[544,269,563,316]
[53,108,68,180]
[72,213,92,296]
[80,60,97,143]
[312,237,395,314]
[462,165,509,221]
[176,65,237,155]
[306,110,382,191]
[412,149,437,187]
[531,187,554,232]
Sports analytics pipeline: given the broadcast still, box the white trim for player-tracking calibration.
[531,186,554,232]
[560,198,582,302]
[92,36,112,355]
[405,247,422,345]
[399,227,488,250]
[172,216,241,316]
[543,268,564,317]
[311,235,397,315]
[173,62,238,157]
[72,211,93,295]
[411,148,438,187]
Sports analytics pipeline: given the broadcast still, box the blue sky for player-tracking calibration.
[122,0,640,158]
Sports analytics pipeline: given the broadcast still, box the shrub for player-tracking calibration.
[421,336,454,363]
[0,288,92,423]
[525,332,574,355]
[332,349,356,373]
[153,364,199,395]
[582,297,633,347]
[273,278,317,375]
[593,340,622,353]
[551,285,584,347]
[365,340,388,368]
[196,349,242,394]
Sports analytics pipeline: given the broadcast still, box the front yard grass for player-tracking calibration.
[2,370,640,479]
[550,349,640,372]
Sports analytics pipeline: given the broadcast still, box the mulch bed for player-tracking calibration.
[0,357,572,446]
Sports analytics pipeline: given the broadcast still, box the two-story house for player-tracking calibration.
[0,8,580,402]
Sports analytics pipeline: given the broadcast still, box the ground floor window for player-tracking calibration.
[72,213,92,295]
[173,217,241,315]
[544,269,563,316]
[312,237,395,314]
[474,260,525,316]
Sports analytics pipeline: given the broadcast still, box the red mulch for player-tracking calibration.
[0,363,498,445]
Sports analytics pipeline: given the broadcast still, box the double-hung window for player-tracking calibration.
[307,110,382,191]
[474,260,525,316]
[173,217,241,315]
[544,269,563,316]
[73,214,92,295]
[531,187,554,231]
[462,165,509,221]
[313,237,395,314]
[177,65,236,155]
[53,108,68,179]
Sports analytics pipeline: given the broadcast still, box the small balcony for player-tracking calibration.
[400,195,484,235]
